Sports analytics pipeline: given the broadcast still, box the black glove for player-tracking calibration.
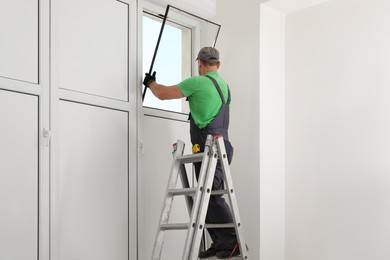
[143,71,156,88]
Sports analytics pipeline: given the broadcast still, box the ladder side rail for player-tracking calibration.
[187,142,220,260]
[181,136,214,259]
[152,140,186,260]
[215,137,249,259]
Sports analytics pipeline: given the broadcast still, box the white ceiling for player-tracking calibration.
[146,0,216,18]
[262,0,331,14]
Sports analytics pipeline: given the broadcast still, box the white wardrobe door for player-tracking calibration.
[55,101,128,260]
[0,0,38,83]
[0,90,38,260]
[57,0,129,100]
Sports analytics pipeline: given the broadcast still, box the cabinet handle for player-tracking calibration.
[43,128,51,147]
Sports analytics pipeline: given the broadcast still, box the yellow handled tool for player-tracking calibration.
[192,144,200,154]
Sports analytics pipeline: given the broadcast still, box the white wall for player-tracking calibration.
[214,1,262,259]
[261,0,390,259]
[285,1,390,259]
[259,4,286,260]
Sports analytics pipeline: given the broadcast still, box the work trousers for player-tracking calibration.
[193,139,237,250]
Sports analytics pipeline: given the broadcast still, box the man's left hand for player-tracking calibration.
[143,71,156,88]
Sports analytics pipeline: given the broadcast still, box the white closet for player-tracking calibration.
[0,0,137,259]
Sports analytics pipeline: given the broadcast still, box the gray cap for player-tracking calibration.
[196,47,220,62]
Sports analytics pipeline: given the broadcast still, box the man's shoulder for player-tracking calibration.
[179,75,211,88]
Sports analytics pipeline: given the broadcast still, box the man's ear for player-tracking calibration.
[198,60,203,70]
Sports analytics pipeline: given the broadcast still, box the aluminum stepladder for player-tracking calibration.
[151,135,249,260]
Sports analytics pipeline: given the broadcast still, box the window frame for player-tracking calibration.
[142,4,193,119]
[142,3,221,121]
[142,10,194,115]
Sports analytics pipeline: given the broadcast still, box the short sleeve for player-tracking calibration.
[178,76,198,97]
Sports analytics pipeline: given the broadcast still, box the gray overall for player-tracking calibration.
[189,75,237,250]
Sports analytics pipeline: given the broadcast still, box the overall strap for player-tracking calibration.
[204,75,231,104]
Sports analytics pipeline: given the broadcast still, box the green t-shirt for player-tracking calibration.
[178,71,230,129]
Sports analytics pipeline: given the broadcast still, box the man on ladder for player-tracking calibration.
[144,47,240,258]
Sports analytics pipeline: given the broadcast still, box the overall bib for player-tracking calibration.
[189,75,237,250]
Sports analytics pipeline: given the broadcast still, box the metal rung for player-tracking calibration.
[168,187,197,196]
[204,223,236,229]
[210,189,228,195]
[177,152,205,163]
[207,257,243,260]
[160,223,189,230]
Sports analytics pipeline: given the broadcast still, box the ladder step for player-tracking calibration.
[177,152,205,163]
[161,223,236,230]
[160,223,189,230]
[207,257,242,260]
[168,187,197,196]
[211,189,229,195]
[205,223,236,229]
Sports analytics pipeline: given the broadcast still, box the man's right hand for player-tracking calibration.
[143,71,156,88]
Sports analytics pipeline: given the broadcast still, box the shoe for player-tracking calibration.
[216,247,240,259]
[199,247,221,258]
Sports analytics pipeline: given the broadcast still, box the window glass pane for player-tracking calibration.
[142,6,221,114]
[142,14,190,113]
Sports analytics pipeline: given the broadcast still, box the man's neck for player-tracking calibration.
[202,66,218,75]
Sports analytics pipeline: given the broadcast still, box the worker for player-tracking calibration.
[143,47,239,259]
